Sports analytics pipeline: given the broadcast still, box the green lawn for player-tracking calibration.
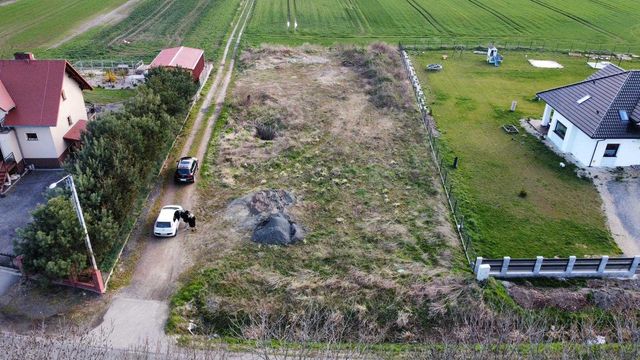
[84,88,135,104]
[0,0,131,57]
[245,0,640,52]
[412,51,623,258]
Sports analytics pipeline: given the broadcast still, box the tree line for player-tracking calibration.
[15,68,198,280]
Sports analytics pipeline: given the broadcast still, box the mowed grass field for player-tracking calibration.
[412,51,622,258]
[0,0,132,57]
[246,0,640,51]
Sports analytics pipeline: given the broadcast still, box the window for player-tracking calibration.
[619,110,629,122]
[554,121,567,139]
[61,90,67,101]
[577,95,591,104]
[604,143,620,158]
[67,116,73,126]
[26,133,38,141]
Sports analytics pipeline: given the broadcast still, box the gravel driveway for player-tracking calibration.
[594,168,640,256]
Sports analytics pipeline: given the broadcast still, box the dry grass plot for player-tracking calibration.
[170,44,470,342]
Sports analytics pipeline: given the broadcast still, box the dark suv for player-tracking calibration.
[174,156,198,183]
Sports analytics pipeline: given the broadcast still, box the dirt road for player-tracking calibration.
[88,0,255,349]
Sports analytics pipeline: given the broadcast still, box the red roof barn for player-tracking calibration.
[150,46,205,82]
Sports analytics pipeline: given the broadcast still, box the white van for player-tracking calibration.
[154,205,183,237]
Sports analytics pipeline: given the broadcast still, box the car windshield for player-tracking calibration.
[156,221,172,228]
[177,168,191,175]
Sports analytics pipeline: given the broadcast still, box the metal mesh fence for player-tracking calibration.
[400,47,476,266]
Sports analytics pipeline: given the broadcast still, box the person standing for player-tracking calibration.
[188,213,197,231]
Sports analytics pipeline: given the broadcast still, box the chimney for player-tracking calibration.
[14,52,35,61]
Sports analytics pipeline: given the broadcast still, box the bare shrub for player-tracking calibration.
[255,123,277,140]
[339,43,411,110]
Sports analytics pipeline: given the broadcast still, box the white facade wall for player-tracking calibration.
[51,71,89,156]
[546,107,640,167]
[591,138,640,167]
[13,127,56,159]
[0,130,23,162]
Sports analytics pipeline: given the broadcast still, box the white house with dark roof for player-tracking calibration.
[537,64,640,167]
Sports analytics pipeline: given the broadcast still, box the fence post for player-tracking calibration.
[597,256,609,274]
[474,257,483,274]
[565,256,576,275]
[629,256,640,275]
[500,256,510,276]
[533,256,543,274]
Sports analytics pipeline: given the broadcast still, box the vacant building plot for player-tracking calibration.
[245,0,640,52]
[411,51,623,258]
[169,44,471,342]
[0,0,133,57]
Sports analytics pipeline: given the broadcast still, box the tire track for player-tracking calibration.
[346,0,372,33]
[587,0,621,12]
[292,0,298,31]
[286,0,291,30]
[467,0,524,33]
[339,0,364,33]
[179,0,252,161]
[171,0,209,42]
[528,0,621,40]
[108,0,176,46]
[405,0,450,34]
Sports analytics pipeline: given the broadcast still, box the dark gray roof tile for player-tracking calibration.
[537,65,640,139]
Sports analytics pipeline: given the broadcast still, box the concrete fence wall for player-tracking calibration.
[474,256,640,281]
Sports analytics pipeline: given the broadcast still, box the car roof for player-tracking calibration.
[177,157,197,169]
[157,205,183,221]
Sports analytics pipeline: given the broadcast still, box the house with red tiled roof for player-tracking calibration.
[0,53,92,182]
[537,64,640,167]
[150,46,205,82]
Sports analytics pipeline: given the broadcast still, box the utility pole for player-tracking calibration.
[50,175,104,293]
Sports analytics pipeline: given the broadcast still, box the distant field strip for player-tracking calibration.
[0,0,131,56]
[343,0,370,33]
[587,0,621,12]
[466,0,524,33]
[107,0,175,46]
[405,0,449,34]
[527,0,620,39]
[244,0,640,51]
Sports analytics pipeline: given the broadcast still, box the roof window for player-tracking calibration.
[619,110,629,122]
[577,95,591,104]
